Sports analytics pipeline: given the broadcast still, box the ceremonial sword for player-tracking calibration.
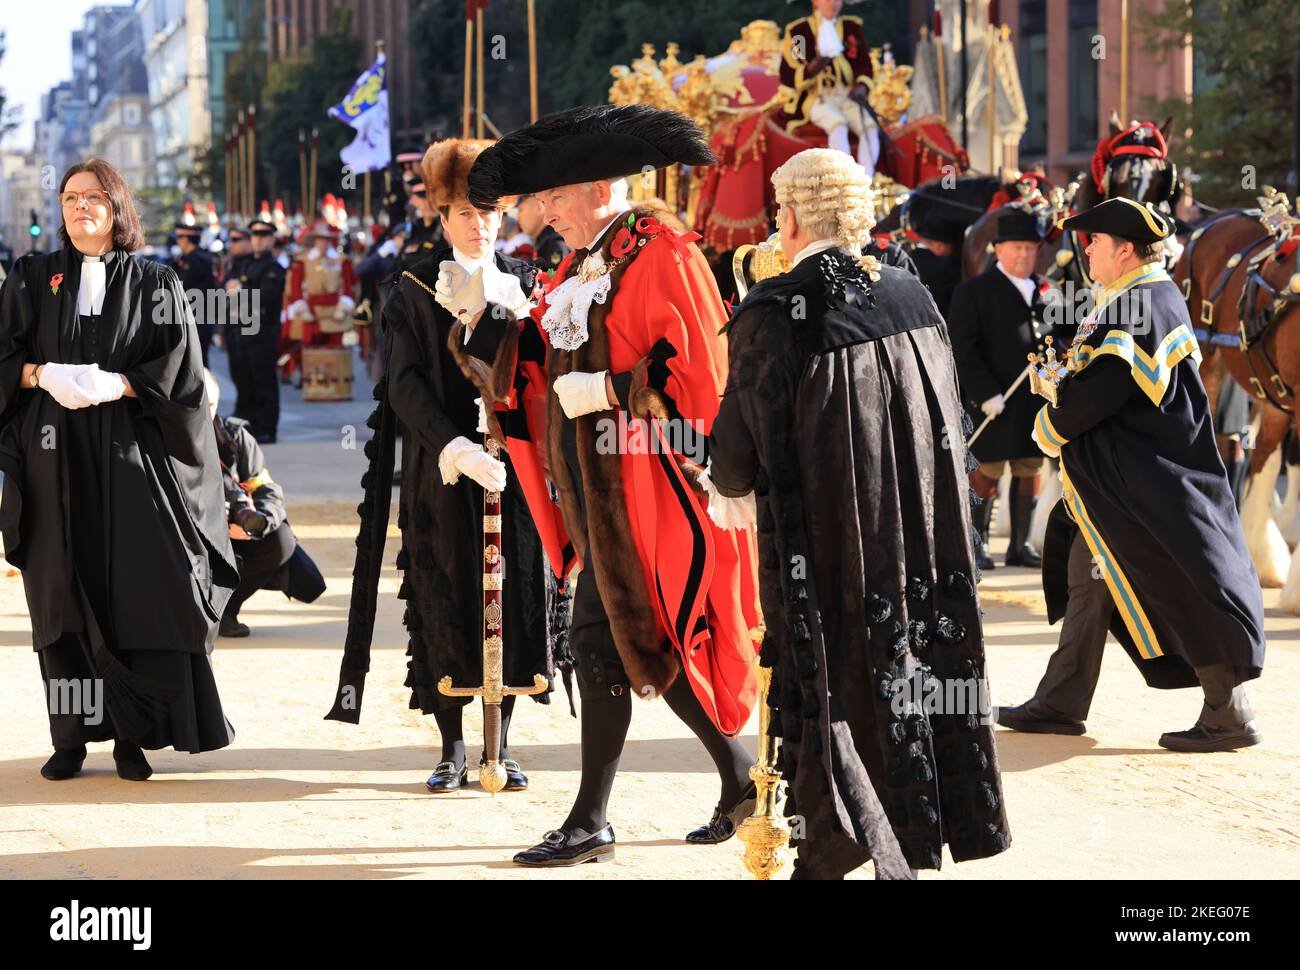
[437,434,547,793]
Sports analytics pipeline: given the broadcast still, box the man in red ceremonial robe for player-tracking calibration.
[442,104,761,867]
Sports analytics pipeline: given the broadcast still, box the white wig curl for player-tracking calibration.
[772,149,878,257]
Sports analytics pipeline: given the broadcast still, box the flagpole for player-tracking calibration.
[236,110,247,218]
[310,128,319,222]
[528,0,539,123]
[299,129,308,223]
[247,104,257,223]
[463,8,474,138]
[476,6,485,139]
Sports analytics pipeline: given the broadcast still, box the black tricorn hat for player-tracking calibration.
[992,208,1047,244]
[1061,197,1174,242]
[468,103,716,209]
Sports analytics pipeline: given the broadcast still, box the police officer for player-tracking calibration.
[393,181,442,277]
[949,209,1053,569]
[223,219,285,443]
[173,224,217,365]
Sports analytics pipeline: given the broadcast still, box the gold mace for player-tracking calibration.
[736,660,791,879]
[437,434,547,792]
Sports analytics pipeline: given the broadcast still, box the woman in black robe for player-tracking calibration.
[327,139,561,793]
[0,159,238,781]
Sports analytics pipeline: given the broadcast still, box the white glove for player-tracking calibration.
[980,394,1006,418]
[37,362,98,409]
[287,299,314,322]
[699,462,756,532]
[378,238,401,259]
[73,364,128,404]
[481,263,533,317]
[1031,419,1061,459]
[554,370,613,419]
[434,261,487,322]
[438,436,507,491]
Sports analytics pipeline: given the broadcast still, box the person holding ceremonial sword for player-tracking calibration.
[327,139,563,794]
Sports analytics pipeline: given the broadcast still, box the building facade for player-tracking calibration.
[904,0,1194,184]
[138,0,212,187]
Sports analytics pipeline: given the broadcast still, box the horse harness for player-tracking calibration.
[1185,209,1300,412]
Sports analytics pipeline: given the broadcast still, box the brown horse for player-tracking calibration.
[961,112,1180,282]
[1177,209,1300,592]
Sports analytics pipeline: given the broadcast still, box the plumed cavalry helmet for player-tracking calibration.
[467,103,716,210]
[1061,197,1175,243]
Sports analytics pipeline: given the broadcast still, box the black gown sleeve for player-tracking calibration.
[708,302,799,497]
[383,283,464,461]
[0,255,35,421]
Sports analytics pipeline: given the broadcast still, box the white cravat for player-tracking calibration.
[541,212,628,351]
[997,261,1036,306]
[816,15,844,58]
[78,254,106,316]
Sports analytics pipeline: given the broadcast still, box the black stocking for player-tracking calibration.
[493,695,516,761]
[663,675,754,807]
[561,690,632,835]
[432,706,466,769]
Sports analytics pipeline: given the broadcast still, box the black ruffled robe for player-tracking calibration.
[326,246,560,722]
[0,247,239,751]
[709,250,1011,878]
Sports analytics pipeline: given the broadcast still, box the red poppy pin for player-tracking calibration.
[611,227,636,259]
[49,273,64,295]
[846,36,857,59]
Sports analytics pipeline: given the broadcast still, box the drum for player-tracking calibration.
[301,347,355,401]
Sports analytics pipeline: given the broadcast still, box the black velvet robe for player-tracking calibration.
[327,246,558,722]
[1035,268,1265,686]
[709,251,1011,878]
[0,247,238,749]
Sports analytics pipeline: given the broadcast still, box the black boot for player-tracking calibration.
[1005,483,1042,567]
[41,745,87,780]
[974,494,996,571]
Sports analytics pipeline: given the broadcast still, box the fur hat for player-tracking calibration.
[422,138,499,210]
[468,103,715,209]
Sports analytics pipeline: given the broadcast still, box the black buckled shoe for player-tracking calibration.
[41,745,87,781]
[995,704,1086,736]
[686,781,758,845]
[513,825,615,867]
[425,761,468,793]
[480,754,528,791]
[1159,720,1262,752]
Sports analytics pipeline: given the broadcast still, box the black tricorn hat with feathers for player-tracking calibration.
[468,103,716,209]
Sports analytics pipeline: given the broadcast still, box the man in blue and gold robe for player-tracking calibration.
[999,198,1265,752]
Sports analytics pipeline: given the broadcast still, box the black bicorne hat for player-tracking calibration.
[1061,197,1174,242]
[468,103,716,209]
[992,208,1047,244]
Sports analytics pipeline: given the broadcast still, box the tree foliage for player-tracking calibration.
[0,30,22,141]
[1141,0,1299,207]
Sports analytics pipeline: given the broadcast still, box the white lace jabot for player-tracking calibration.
[539,213,626,351]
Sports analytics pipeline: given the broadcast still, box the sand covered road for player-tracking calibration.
[2,501,1296,880]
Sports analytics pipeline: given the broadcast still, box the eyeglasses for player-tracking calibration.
[61,191,109,209]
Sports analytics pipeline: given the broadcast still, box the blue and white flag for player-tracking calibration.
[328,52,391,173]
